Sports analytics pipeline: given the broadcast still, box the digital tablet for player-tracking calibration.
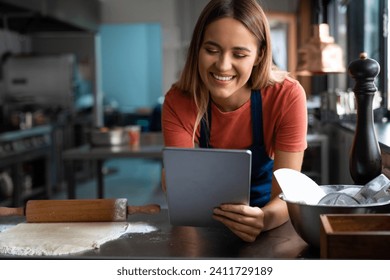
[163,147,252,227]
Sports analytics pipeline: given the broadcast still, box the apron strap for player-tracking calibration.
[199,102,212,148]
[250,90,264,146]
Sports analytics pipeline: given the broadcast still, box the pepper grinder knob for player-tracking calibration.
[348,53,382,184]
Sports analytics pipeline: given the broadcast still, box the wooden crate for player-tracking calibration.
[320,214,390,259]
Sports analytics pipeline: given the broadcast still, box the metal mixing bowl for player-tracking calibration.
[280,185,390,248]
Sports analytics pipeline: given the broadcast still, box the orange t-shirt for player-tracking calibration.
[162,76,308,158]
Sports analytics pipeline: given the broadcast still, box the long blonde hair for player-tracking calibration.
[174,0,287,143]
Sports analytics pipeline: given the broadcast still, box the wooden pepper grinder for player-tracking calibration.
[348,52,382,184]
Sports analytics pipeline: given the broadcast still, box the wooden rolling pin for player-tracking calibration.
[0,198,160,223]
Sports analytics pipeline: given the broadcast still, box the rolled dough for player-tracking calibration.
[0,222,129,256]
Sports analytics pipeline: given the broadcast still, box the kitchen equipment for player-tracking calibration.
[0,125,53,206]
[274,168,326,205]
[0,198,160,222]
[280,185,390,248]
[275,168,390,206]
[353,173,390,203]
[348,53,382,184]
[318,192,360,206]
[1,54,77,137]
[317,174,390,205]
[89,127,128,146]
[3,54,75,108]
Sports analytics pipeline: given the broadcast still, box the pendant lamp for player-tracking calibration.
[296,0,345,76]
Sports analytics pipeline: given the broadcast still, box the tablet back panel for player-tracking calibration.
[163,147,252,227]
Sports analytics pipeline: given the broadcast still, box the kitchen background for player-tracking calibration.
[0,0,389,207]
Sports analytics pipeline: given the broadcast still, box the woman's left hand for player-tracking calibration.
[213,204,264,242]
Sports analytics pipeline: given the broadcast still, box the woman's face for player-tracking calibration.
[198,17,260,111]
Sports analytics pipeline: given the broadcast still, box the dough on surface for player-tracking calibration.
[0,222,129,256]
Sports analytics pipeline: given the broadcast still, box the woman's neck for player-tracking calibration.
[210,87,251,112]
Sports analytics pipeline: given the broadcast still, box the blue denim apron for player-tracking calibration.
[199,90,273,207]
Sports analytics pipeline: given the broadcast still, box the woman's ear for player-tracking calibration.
[254,56,261,66]
[254,48,264,66]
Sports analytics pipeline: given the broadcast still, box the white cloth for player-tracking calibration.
[0,222,129,256]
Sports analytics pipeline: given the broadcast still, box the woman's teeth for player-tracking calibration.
[212,73,234,81]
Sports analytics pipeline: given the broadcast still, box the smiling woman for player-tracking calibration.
[162,0,308,242]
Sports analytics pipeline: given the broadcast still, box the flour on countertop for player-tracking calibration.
[125,222,158,234]
[0,224,14,233]
[0,221,157,256]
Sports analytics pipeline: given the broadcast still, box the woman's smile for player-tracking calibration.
[211,73,236,82]
[198,17,260,111]
[211,72,235,82]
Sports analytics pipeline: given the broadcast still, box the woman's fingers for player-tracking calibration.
[213,214,259,242]
[213,204,265,242]
[214,204,263,225]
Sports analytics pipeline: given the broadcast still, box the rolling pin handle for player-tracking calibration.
[0,207,25,217]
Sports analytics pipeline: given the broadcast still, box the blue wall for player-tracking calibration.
[100,23,162,112]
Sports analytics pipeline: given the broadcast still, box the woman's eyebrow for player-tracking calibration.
[203,40,252,52]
